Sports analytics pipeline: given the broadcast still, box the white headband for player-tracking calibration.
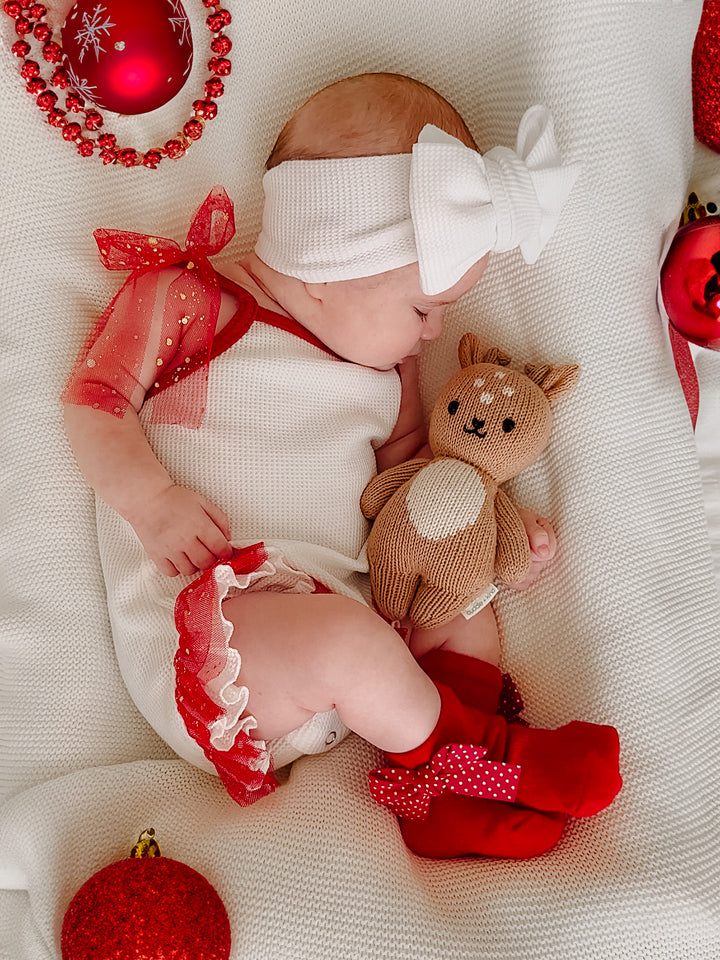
[255,104,580,296]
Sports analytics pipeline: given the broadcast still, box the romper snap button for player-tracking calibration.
[325,731,337,745]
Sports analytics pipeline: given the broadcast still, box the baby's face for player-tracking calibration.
[303,258,487,369]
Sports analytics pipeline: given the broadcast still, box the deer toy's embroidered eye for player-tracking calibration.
[448,400,460,416]
[502,418,516,433]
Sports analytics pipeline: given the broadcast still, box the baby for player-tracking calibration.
[63,72,621,859]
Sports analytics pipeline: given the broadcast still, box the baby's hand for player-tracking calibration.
[129,484,233,577]
[507,508,557,591]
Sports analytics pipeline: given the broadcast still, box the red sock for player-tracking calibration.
[415,651,623,818]
[372,651,621,852]
[503,720,621,818]
[417,650,503,710]
[375,679,567,859]
[399,795,567,860]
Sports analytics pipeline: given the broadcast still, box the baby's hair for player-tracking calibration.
[266,72,478,169]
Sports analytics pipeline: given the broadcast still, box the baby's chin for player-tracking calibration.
[376,355,418,371]
[355,346,422,371]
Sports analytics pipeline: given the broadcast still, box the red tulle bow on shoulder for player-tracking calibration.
[93,184,236,274]
[369,743,521,820]
[86,186,236,428]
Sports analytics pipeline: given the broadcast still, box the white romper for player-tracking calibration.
[96,273,401,804]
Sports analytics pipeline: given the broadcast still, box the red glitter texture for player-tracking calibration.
[693,0,720,152]
[61,856,231,960]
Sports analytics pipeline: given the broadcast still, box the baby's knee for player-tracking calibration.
[317,593,399,661]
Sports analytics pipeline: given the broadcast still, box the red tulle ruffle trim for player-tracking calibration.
[174,543,280,806]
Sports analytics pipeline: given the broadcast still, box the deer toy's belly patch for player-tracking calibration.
[405,459,487,541]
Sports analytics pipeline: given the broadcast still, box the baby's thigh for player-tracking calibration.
[222,591,392,740]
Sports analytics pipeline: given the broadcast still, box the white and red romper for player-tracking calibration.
[63,189,401,806]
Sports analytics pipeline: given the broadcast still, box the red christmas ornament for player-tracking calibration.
[660,217,720,351]
[61,0,194,114]
[4,1,232,166]
[693,0,720,153]
[61,829,232,960]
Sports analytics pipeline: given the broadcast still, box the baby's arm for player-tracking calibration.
[63,267,232,577]
[375,355,430,472]
[64,404,231,576]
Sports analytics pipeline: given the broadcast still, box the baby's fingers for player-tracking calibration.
[156,556,182,578]
[174,553,204,577]
[185,539,225,572]
[528,516,557,560]
[516,508,557,560]
[199,496,232,541]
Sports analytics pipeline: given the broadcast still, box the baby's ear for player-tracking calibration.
[458,333,511,369]
[524,362,581,403]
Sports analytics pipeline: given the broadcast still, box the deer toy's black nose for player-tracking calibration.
[463,417,488,438]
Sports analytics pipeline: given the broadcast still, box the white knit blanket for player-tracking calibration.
[2,2,720,959]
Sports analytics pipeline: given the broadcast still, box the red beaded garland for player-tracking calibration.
[211,34,231,56]
[4,1,232,167]
[183,117,204,140]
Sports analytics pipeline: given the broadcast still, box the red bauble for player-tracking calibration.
[693,0,720,153]
[660,217,720,351]
[61,831,231,960]
[61,0,193,114]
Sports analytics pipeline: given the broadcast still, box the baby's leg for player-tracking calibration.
[222,592,441,754]
[407,604,501,666]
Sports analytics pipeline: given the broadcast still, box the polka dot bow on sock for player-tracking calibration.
[369,743,522,820]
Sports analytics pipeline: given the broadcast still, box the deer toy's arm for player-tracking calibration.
[494,487,532,584]
[360,459,430,519]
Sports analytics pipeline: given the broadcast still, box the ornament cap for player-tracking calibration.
[130,828,162,859]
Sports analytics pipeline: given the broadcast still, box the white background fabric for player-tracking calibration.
[1,2,719,959]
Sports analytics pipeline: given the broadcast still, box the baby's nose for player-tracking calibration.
[420,311,443,340]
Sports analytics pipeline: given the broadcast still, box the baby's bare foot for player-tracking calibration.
[509,510,557,591]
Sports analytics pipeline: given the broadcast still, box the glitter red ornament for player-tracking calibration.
[61,829,232,960]
[693,0,720,153]
[61,0,194,115]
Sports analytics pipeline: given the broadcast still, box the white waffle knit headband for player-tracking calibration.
[255,105,580,296]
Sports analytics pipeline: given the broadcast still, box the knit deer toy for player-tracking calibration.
[361,333,580,628]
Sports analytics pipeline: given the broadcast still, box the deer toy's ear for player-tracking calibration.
[458,333,483,368]
[482,347,512,367]
[524,362,581,403]
[458,333,512,369]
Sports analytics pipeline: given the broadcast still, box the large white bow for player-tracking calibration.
[411,105,581,295]
[255,105,579,295]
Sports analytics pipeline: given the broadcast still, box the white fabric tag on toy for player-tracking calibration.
[461,583,499,619]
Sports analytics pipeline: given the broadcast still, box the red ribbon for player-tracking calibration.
[369,743,521,820]
[668,322,700,431]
